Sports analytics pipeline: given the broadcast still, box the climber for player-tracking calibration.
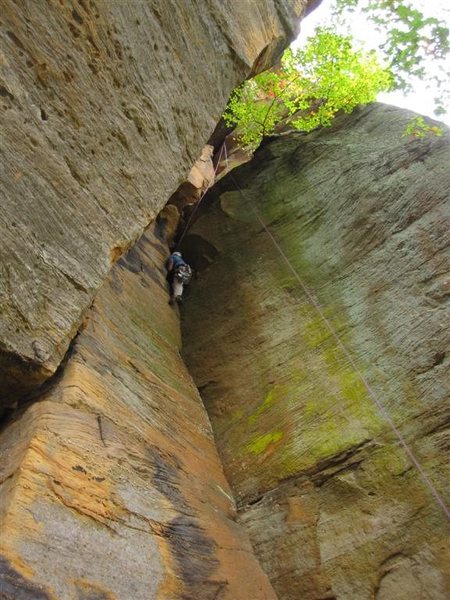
[166,251,192,305]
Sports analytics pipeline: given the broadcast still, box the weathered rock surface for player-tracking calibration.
[160,145,216,247]
[0,0,309,404]
[181,104,450,599]
[0,223,277,599]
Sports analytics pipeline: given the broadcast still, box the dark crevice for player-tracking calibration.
[0,313,89,434]
[246,494,264,507]
[6,30,26,50]
[72,9,84,24]
[238,438,374,509]
[0,85,14,101]
[178,233,219,272]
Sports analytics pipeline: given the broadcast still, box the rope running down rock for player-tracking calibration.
[225,142,449,521]
[176,142,226,248]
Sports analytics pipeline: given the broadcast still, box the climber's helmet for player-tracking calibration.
[172,251,182,257]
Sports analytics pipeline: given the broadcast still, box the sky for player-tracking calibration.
[292,0,450,125]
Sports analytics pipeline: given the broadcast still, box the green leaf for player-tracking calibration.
[223,28,393,150]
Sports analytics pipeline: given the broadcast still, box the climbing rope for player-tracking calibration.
[176,142,226,247]
[227,168,450,521]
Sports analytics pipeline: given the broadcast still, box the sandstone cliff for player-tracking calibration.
[0,223,278,599]
[2,2,449,598]
[181,104,450,599]
[0,0,307,404]
[1,1,311,597]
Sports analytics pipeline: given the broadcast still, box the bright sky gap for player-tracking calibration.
[292,0,450,126]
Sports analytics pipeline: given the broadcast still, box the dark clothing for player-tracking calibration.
[170,253,186,269]
[166,253,190,304]
[166,253,186,281]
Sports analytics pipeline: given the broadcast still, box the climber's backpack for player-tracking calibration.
[175,263,192,284]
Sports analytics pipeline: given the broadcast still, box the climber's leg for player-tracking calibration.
[172,278,184,304]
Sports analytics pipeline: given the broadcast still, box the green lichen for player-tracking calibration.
[248,388,277,423]
[246,431,284,455]
[194,191,414,481]
[270,298,386,474]
[300,303,338,349]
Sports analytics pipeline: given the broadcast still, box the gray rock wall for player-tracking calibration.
[0,0,307,404]
[182,104,450,599]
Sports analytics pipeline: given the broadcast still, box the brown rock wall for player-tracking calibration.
[0,224,276,599]
[0,0,309,404]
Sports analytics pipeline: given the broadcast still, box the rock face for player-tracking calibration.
[159,145,216,248]
[3,3,449,596]
[181,104,450,599]
[0,0,308,404]
[0,222,277,599]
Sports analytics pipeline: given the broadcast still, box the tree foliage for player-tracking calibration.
[334,0,450,114]
[224,29,392,150]
[224,0,448,150]
[402,115,443,138]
